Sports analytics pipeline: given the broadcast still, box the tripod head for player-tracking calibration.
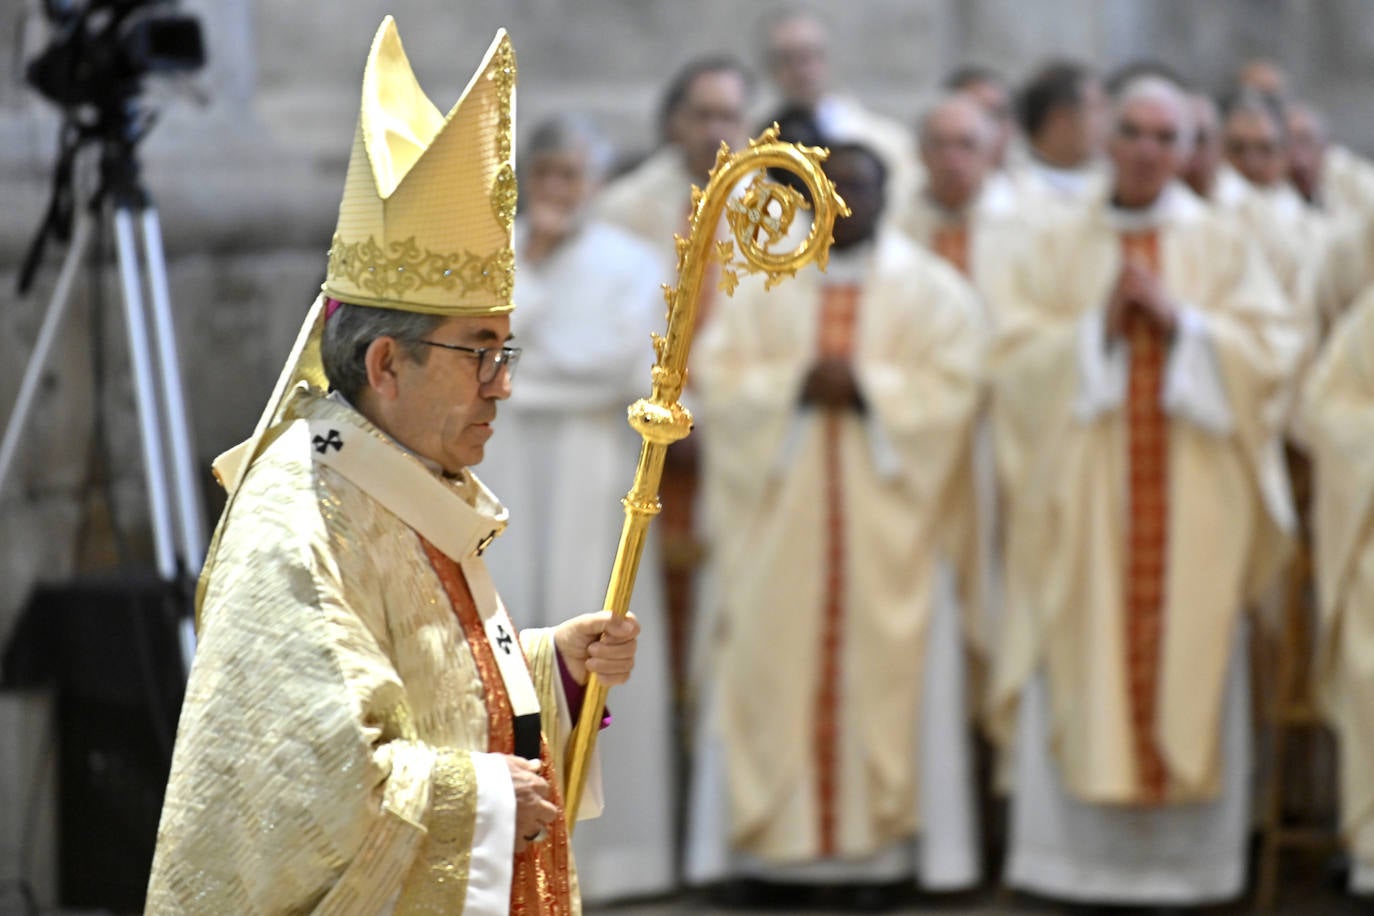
[17,0,205,294]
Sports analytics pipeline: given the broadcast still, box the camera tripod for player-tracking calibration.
[2,126,206,655]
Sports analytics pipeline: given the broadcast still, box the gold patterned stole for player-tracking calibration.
[932,223,970,277]
[814,282,861,855]
[1120,232,1171,804]
[420,539,574,914]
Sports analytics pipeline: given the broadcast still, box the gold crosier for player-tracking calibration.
[563,125,850,827]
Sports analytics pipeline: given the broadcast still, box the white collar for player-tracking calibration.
[1102,181,1194,233]
[326,389,447,477]
[321,389,485,504]
[305,388,506,554]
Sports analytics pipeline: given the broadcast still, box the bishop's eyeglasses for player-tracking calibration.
[415,339,522,383]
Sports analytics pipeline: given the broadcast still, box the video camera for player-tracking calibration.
[16,0,206,294]
[26,0,205,113]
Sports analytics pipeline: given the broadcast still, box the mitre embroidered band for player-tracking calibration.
[323,17,518,316]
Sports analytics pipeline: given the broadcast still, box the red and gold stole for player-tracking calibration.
[1120,232,1170,804]
[931,223,970,277]
[421,539,575,915]
[814,282,862,855]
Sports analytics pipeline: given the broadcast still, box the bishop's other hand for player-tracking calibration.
[554,611,640,687]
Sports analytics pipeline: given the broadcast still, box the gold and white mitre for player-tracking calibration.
[324,15,517,315]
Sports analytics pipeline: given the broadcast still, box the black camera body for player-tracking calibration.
[27,0,205,112]
[15,0,205,294]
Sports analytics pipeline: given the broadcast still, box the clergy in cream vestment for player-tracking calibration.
[1296,287,1374,897]
[895,92,1033,678]
[986,78,1301,906]
[147,20,640,914]
[685,144,985,892]
[1005,61,1109,210]
[1287,100,1374,220]
[1220,93,1327,361]
[754,7,922,211]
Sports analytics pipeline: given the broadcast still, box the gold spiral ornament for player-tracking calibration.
[562,124,850,828]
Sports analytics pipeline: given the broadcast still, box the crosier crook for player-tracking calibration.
[562,124,850,828]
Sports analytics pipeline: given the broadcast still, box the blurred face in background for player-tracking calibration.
[1110,93,1186,208]
[1181,94,1222,198]
[1285,105,1327,202]
[957,79,1015,168]
[524,146,595,237]
[1224,108,1286,187]
[667,68,750,181]
[1078,80,1111,160]
[1037,77,1109,167]
[766,14,830,109]
[921,98,995,212]
[828,148,886,249]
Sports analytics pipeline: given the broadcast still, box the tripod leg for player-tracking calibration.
[112,206,179,581]
[138,207,206,571]
[0,211,95,504]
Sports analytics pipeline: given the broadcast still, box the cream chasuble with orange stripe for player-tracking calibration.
[687,232,984,883]
[986,183,1303,904]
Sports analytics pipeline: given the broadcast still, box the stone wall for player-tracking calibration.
[1,0,1372,901]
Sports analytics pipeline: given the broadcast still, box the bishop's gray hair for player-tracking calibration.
[521,113,616,183]
[320,302,444,403]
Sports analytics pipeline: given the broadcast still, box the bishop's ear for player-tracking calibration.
[363,336,404,401]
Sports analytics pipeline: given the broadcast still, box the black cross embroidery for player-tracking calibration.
[495,623,514,655]
[313,429,343,454]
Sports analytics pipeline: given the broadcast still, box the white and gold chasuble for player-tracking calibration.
[147,390,598,914]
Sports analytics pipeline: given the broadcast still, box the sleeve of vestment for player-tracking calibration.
[979,228,1087,746]
[852,262,986,516]
[1180,224,1303,601]
[694,274,814,510]
[853,258,987,651]
[1296,282,1374,849]
[1295,289,1374,692]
